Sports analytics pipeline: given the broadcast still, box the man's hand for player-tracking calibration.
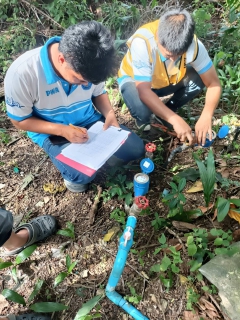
[195,114,212,146]
[103,109,120,130]
[61,126,88,143]
[170,114,194,144]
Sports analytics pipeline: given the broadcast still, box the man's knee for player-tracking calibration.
[121,82,151,122]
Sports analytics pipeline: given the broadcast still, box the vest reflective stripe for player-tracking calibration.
[119,20,198,89]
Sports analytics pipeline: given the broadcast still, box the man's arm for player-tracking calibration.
[136,81,194,143]
[92,93,119,130]
[195,66,222,145]
[11,117,88,143]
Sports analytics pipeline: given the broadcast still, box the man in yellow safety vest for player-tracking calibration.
[118,8,222,146]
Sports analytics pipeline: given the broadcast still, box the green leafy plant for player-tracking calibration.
[186,228,236,272]
[105,170,133,205]
[1,245,67,312]
[43,0,93,28]
[151,213,168,230]
[0,244,37,272]
[152,138,164,165]
[74,294,103,320]
[193,148,216,207]
[0,129,11,144]
[215,197,240,222]
[186,287,200,311]
[54,254,78,287]
[57,221,75,239]
[130,249,146,266]
[110,208,126,226]
[124,284,142,304]
[192,6,213,38]
[100,1,140,37]
[150,235,183,288]
[162,178,186,218]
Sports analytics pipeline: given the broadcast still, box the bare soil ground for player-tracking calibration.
[0,102,240,320]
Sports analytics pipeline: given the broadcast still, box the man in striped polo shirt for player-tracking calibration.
[4,21,144,192]
[118,8,222,146]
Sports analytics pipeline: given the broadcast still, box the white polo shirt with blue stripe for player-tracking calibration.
[4,36,104,147]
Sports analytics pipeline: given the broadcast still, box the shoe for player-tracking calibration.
[153,114,173,130]
[7,314,51,320]
[64,179,88,193]
[135,119,151,131]
[2,216,57,256]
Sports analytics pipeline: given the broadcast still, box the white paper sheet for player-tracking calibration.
[61,121,129,170]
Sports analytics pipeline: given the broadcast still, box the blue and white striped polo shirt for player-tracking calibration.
[4,36,104,147]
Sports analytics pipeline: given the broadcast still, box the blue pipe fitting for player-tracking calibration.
[106,291,149,320]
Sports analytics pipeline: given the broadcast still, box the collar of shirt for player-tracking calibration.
[40,36,78,95]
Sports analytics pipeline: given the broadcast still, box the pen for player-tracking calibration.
[69,123,87,135]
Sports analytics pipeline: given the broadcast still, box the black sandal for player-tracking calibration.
[3,215,57,256]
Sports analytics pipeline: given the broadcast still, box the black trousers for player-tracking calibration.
[0,208,13,247]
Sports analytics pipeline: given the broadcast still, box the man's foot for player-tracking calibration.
[64,179,88,193]
[2,215,57,256]
[135,119,151,132]
[6,314,50,320]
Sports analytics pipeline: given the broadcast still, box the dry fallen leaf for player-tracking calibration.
[228,204,240,223]
[172,221,197,231]
[198,203,214,214]
[163,243,182,254]
[186,180,204,193]
[218,168,229,179]
[43,182,66,194]
[103,226,120,242]
[179,274,188,285]
[212,208,218,221]
[183,310,200,320]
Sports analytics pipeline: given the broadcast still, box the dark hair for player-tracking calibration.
[157,8,195,55]
[59,21,116,84]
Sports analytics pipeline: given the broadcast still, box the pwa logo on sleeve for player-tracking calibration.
[6,96,24,108]
[46,87,59,96]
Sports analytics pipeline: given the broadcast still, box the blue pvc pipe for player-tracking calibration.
[106,216,136,290]
[106,291,149,320]
[106,216,149,320]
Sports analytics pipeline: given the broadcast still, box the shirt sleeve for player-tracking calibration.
[190,40,213,75]
[92,82,106,97]
[4,71,34,121]
[130,38,152,82]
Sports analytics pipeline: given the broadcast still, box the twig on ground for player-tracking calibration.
[7,137,22,146]
[146,230,154,246]
[165,226,187,254]
[136,243,159,250]
[71,276,106,289]
[77,216,104,239]
[89,185,102,225]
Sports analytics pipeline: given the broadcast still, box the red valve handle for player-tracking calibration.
[145,143,156,152]
[135,196,149,209]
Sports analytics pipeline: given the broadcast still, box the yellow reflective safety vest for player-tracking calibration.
[118,20,199,89]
